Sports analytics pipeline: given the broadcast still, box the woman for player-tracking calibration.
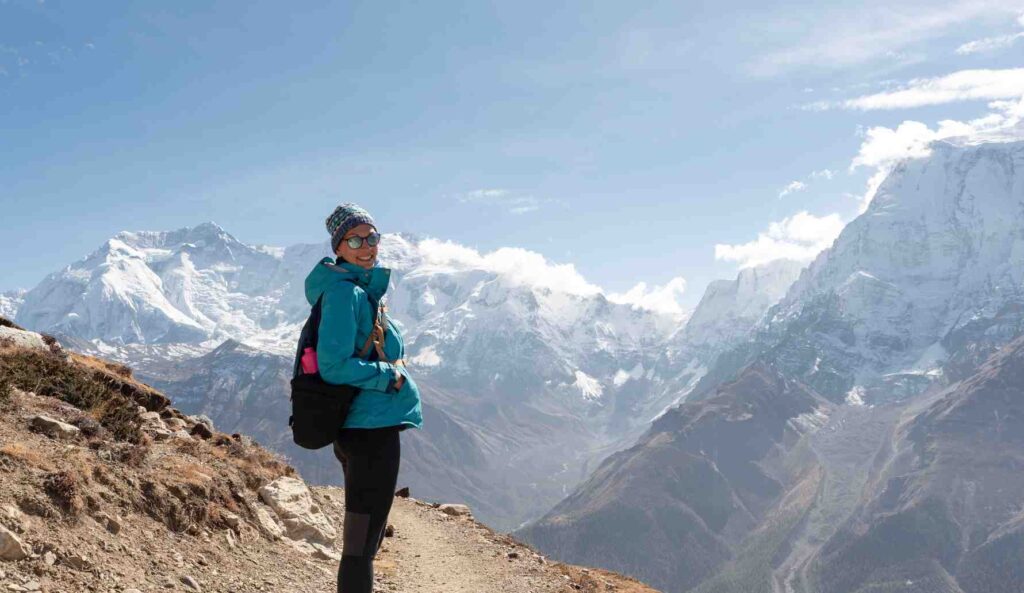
[303,203,422,593]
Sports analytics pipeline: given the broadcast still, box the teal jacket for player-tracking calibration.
[304,257,422,430]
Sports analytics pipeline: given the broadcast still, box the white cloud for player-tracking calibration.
[816,68,1024,110]
[956,32,1024,54]
[715,211,845,268]
[956,11,1024,54]
[749,1,1020,76]
[458,188,542,214]
[608,277,688,318]
[847,96,1024,209]
[778,180,807,198]
[417,238,602,296]
[849,97,1024,210]
[810,169,835,180]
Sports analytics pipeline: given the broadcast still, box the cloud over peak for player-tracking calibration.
[715,211,845,269]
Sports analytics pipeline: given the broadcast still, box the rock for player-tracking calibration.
[124,589,143,593]
[0,327,49,352]
[438,504,472,518]
[384,524,395,538]
[172,430,192,440]
[42,552,55,567]
[253,505,284,541]
[63,552,91,570]
[189,415,214,430]
[165,418,187,431]
[136,406,147,415]
[181,575,202,591]
[258,477,337,546]
[0,525,30,561]
[22,582,38,592]
[189,422,214,440]
[149,428,173,441]
[1,506,26,532]
[310,543,341,562]
[93,512,121,535]
[221,512,242,531]
[394,487,410,498]
[138,411,163,425]
[29,415,80,440]
[224,530,236,549]
[507,551,519,559]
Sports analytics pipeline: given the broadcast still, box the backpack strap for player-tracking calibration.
[357,298,400,363]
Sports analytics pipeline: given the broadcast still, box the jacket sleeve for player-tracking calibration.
[317,284,398,391]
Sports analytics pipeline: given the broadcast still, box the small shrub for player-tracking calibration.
[114,440,151,467]
[44,470,84,518]
[0,377,10,409]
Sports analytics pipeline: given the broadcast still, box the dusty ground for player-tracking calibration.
[0,339,659,593]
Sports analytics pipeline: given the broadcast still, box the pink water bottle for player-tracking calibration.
[300,347,319,374]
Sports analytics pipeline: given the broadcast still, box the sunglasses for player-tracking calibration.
[342,232,381,249]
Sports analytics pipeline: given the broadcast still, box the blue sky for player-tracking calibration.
[2,0,1023,310]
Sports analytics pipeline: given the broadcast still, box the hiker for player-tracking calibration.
[303,203,423,593]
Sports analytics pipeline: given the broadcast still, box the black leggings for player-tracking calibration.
[333,427,401,593]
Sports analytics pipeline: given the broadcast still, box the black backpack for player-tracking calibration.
[288,294,359,450]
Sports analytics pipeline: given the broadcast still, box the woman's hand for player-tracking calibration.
[394,371,406,392]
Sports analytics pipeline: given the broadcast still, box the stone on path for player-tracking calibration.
[438,504,472,518]
[0,525,30,561]
[258,477,337,546]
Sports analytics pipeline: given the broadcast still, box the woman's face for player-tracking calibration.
[335,223,379,269]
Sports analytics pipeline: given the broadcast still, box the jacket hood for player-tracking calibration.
[304,257,392,305]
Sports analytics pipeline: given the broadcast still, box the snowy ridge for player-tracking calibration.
[0,289,25,320]
[759,139,1024,400]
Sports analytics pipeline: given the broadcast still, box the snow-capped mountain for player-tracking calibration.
[759,139,1024,402]
[682,259,805,350]
[0,289,24,320]
[632,259,805,424]
[16,223,318,351]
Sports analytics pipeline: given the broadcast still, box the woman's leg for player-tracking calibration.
[335,427,401,593]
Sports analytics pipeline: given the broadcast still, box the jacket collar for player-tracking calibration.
[327,258,391,302]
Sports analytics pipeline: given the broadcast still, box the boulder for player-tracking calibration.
[29,415,80,440]
[64,552,91,570]
[165,418,187,431]
[189,422,214,440]
[258,477,337,546]
[438,504,473,518]
[253,505,284,541]
[0,326,48,352]
[0,525,30,561]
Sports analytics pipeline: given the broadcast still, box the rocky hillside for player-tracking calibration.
[0,318,659,593]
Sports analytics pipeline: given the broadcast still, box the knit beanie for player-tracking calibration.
[325,203,376,252]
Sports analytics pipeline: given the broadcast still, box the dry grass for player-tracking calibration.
[0,346,143,443]
[1,442,56,470]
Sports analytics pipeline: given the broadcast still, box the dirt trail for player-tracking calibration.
[316,486,659,593]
